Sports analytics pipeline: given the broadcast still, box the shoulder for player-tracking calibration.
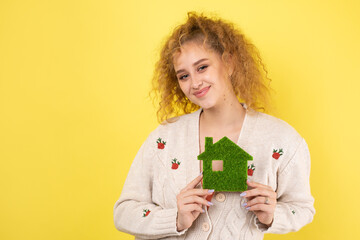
[155,109,200,132]
[254,112,312,175]
[145,109,200,146]
[248,111,306,166]
[253,111,304,142]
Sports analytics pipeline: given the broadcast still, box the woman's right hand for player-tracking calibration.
[176,174,214,231]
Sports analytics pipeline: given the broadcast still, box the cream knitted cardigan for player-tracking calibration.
[113,107,315,240]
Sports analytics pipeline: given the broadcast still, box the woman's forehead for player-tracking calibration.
[172,42,218,65]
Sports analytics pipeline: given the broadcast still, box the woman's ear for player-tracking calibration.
[224,53,234,77]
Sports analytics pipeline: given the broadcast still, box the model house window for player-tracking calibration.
[212,160,223,171]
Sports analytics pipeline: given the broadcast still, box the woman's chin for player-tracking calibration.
[198,103,217,111]
[190,98,218,110]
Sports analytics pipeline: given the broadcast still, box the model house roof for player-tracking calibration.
[197,136,253,161]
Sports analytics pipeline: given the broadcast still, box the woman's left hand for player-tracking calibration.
[240,180,277,226]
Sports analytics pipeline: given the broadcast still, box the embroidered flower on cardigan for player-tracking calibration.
[292,210,296,215]
[171,158,181,169]
[143,209,151,217]
[272,148,283,160]
[247,164,255,176]
[156,138,166,149]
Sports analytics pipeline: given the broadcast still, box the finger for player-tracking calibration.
[181,195,213,207]
[245,203,273,212]
[240,188,276,199]
[182,174,204,192]
[192,209,201,218]
[180,203,205,214]
[246,196,256,201]
[244,196,273,208]
[247,180,273,191]
[181,188,214,198]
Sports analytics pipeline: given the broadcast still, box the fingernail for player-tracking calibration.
[242,203,247,207]
[240,192,246,197]
[208,189,215,193]
[246,207,250,210]
[208,201,213,206]
[247,179,251,183]
[198,171,203,176]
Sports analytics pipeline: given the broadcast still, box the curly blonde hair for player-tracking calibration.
[150,11,272,124]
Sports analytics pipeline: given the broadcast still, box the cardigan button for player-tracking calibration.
[202,222,210,232]
[215,193,225,202]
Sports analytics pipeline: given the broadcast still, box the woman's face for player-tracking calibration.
[173,41,233,110]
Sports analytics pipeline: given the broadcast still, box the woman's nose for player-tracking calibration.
[191,76,203,89]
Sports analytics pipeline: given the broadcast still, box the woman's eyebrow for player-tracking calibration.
[176,58,209,74]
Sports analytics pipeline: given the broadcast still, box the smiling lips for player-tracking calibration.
[193,86,211,98]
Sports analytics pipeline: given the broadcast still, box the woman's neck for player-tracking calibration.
[200,97,246,131]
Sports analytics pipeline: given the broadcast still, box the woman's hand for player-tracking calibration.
[240,180,277,226]
[176,174,214,231]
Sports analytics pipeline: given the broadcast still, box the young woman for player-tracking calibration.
[114,12,315,240]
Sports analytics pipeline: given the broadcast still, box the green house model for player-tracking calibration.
[197,136,253,192]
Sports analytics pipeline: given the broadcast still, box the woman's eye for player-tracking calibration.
[198,65,208,71]
[179,74,188,80]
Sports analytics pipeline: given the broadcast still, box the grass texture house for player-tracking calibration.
[197,136,253,191]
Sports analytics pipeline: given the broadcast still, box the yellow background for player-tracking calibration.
[1,0,359,239]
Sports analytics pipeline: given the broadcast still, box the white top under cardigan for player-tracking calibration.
[113,106,315,240]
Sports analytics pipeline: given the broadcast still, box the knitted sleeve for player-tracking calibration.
[113,132,187,239]
[254,138,316,234]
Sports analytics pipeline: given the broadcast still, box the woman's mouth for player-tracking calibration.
[193,86,210,98]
